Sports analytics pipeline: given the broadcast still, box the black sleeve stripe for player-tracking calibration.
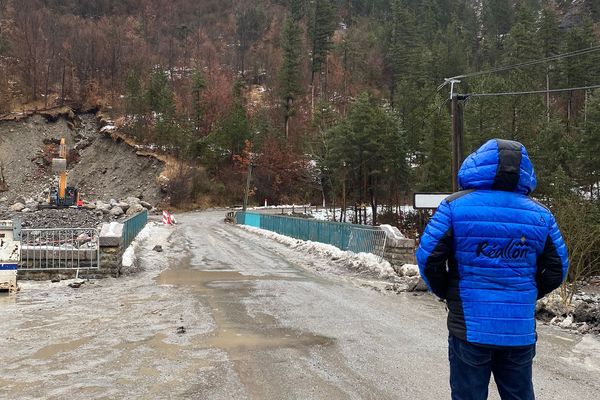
[536,234,565,299]
[423,227,453,299]
[446,189,475,203]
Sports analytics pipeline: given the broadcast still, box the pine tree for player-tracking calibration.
[214,81,252,160]
[236,4,268,77]
[502,4,543,144]
[579,93,600,199]
[146,67,177,144]
[191,69,207,133]
[124,68,144,117]
[308,0,336,110]
[279,15,303,140]
[560,16,598,126]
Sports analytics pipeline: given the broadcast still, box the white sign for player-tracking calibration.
[414,193,452,209]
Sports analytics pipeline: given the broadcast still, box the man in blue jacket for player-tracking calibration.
[416,139,569,400]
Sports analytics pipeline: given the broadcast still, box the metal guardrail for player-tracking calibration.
[348,227,387,261]
[19,228,100,271]
[235,212,387,257]
[122,209,148,248]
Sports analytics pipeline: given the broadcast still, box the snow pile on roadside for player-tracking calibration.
[121,222,158,273]
[240,225,397,280]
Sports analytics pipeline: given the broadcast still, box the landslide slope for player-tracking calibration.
[0,113,164,206]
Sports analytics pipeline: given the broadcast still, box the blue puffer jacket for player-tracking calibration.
[416,139,569,347]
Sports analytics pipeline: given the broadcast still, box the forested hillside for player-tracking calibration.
[1,0,599,212]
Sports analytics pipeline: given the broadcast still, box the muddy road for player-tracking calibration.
[0,211,599,399]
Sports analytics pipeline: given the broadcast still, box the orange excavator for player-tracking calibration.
[48,138,82,208]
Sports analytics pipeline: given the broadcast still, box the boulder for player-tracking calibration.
[407,276,428,292]
[573,302,600,324]
[536,294,570,322]
[0,197,8,203]
[83,202,96,210]
[126,196,141,206]
[559,314,574,328]
[110,206,125,217]
[25,200,39,211]
[118,201,130,212]
[140,201,153,210]
[10,202,25,212]
[401,263,419,277]
[126,203,145,216]
[95,200,111,213]
[21,208,31,213]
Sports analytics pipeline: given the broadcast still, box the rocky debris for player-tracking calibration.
[95,200,112,213]
[535,288,600,335]
[407,276,428,292]
[9,202,25,212]
[1,195,154,229]
[0,113,165,205]
[68,281,84,289]
[25,199,39,211]
[394,263,419,277]
[153,245,163,252]
[536,294,571,321]
[126,203,145,217]
[109,206,125,217]
[574,302,600,325]
[3,208,112,229]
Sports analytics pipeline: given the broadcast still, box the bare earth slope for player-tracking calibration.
[0,113,164,206]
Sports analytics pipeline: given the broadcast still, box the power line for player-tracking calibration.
[461,83,600,98]
[446,45,600,82]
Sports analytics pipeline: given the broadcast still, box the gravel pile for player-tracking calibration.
[0,196,156,229]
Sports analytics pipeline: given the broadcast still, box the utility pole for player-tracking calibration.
[451,94,466,192]
[243,162,254,212]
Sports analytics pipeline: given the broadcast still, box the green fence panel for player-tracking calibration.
[123,209,148,248]
[236,212,380,253]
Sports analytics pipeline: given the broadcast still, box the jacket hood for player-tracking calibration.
[458,139,537,195]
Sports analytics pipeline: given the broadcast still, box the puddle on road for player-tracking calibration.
[0,293,15,305]
[33,336,93,360]
[155,255,334,352]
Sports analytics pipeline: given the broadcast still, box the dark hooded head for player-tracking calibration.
[458,139,537,195]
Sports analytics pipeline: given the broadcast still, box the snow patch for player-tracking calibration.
[239,225,397,280]
[121,222,156,272]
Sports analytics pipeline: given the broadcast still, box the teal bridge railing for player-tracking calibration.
[123,209,148,248]
[235,212,387,258]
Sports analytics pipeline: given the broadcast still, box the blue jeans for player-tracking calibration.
[448,335,536,400]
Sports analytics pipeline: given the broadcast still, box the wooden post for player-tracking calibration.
[243,163,253,212]
[451,95,465,192]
